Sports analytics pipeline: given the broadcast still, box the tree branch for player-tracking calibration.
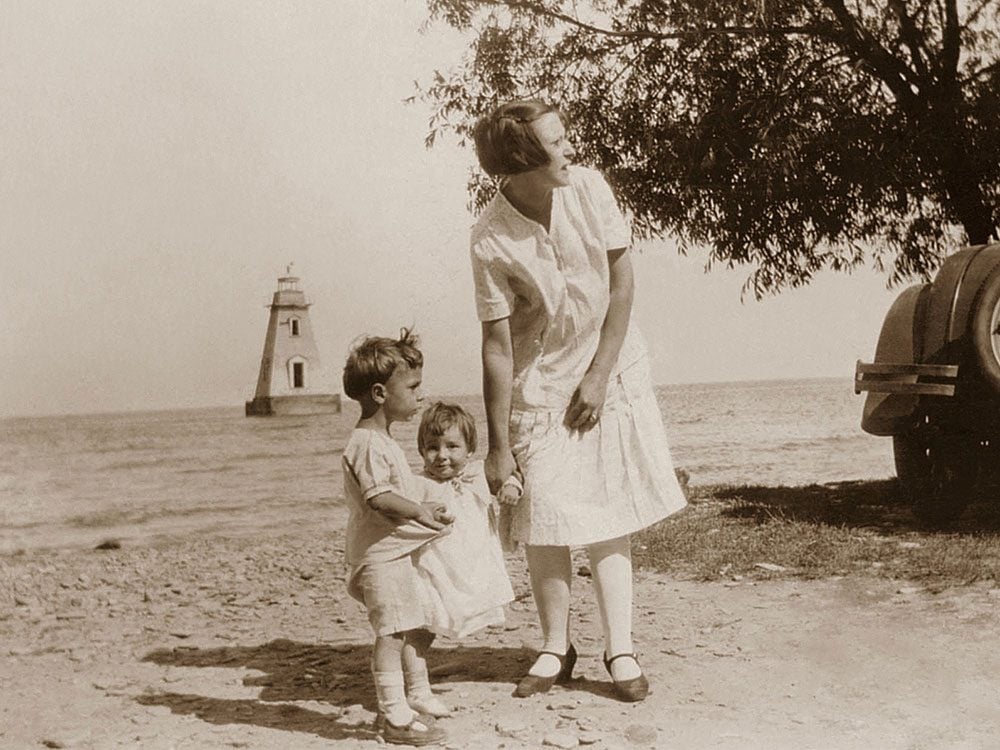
[494,0,827,42]
[889,0,929,78]
[940,0,960,81]
[821,0,919,103]
[962,58,1000,85]
[962,0,993,28]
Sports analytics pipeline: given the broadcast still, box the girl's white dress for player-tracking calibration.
[470,165,688,546]
[414,460,514,639]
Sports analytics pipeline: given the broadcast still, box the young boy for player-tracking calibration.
[341,328,451,746]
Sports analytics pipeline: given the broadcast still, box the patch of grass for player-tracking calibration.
[633,480,1000,585]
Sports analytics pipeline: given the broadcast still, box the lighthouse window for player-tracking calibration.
[290,318,301,336]
[293,362,305,388]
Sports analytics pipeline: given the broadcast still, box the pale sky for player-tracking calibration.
[0,0,903,418]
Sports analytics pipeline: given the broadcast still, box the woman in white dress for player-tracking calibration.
[469,99,688,702]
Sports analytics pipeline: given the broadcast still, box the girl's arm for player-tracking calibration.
[565,247,634,429]
[482,317,517,493]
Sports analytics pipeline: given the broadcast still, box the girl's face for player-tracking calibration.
[380,365,423,423]
[527,112,575,188]
[421,425,471,480]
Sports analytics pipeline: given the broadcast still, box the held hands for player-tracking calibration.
[485,447,522,506]
[565,368,610,430]
[485,447,517,495]
[496,472,523,506]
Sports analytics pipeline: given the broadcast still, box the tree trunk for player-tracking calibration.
[942,155,996,246]
[924,94,998,246]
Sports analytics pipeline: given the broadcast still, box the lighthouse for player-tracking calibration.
[245,267,341,416]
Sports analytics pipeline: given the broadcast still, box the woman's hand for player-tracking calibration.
[565,368,610,430]
[565,247,633,431]
[485,447,517,495]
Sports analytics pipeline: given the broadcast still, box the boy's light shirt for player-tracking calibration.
[342,427,443,571]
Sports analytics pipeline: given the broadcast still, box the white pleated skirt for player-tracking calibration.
[509,356,687,546]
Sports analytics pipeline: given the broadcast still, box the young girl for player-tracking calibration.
[413,402,515,642]
[341,330,452,747]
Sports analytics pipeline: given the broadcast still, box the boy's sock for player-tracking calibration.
[373,670,417,727]
[404,663,451,717]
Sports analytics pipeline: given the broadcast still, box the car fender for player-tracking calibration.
[922,244,997,363]
[861,283,929,436]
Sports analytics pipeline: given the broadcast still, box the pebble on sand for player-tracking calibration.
[543,729,580,748]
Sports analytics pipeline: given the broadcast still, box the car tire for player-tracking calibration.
[970,264,1000,392]
[893,432,974,526]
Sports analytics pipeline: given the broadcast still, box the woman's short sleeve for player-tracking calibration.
[470,244,514,322]
[584,170,631,251]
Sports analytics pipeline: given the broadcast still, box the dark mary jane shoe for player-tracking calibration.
[374,712,446,746]
[603,652,650,702]
[514,643,577,698]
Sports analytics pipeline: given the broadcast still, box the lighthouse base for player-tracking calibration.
[245,394,342,417]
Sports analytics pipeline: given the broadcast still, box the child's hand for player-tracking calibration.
[411,503,450,531]
[496,472,523,506]
[425,502,456,526]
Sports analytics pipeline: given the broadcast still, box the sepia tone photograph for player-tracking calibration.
[3,1,1000,748]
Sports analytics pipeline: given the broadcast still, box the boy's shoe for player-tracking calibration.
[375,713,447,746]
[407,693,452,718]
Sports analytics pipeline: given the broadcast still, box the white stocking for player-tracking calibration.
[524,544,572,677]
[586,535,641,680]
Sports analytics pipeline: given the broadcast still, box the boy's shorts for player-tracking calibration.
[354,556,429,636]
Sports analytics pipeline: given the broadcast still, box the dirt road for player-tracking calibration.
[3,529,999,749]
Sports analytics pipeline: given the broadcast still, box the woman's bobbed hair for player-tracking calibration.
[473,100,566,177]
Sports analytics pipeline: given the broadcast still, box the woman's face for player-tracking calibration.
[527,112,575,188]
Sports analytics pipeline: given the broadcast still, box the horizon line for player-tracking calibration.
[2,373,855,421]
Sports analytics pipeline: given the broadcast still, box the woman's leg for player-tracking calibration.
[586,535,641,680]
[524,543,572,676]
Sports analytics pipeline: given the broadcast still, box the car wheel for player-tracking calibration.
[971,264,1000,392]
[893,432,974,526]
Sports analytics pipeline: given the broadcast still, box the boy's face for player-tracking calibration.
[379,365,423,423]
[421,425,471,481]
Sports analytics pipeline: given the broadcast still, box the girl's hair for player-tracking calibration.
[417,402,477,454]
[473,99,567,177]
[342,328,422,401]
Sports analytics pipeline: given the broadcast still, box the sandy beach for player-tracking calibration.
[3,505,1000,750]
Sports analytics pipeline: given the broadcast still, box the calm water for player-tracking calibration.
[0,378,893,553]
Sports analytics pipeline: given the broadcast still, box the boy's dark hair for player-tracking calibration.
[473,99,567,177]
[417,402,477,455]
[342,328,423,402]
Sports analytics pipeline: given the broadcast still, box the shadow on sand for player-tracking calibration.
[711,478,1000,534]
[137,639,537,741]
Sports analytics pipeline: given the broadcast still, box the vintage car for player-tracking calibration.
[855,242,1000,524]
